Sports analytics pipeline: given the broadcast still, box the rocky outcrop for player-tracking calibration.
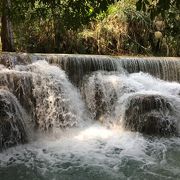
[0,53,33,69]
[0,90,28,151]
[81,73,119,121]
[123,94,177,135]
[0,54,14,68]
[0,71,36,124]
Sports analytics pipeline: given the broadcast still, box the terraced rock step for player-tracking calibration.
[124,94,178,135]
[0,90,28,151]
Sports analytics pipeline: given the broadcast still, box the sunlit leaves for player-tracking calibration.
[136,0,179,19]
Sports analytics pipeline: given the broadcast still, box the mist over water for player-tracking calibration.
[0,125,180,180]
[0,59,180,180]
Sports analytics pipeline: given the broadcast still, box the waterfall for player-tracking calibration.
[81,71,180,135]
[0,68,35,121]
[2,53,180,85]
[0,89,28,151]
[26,61,88,130]
[0,53,180,151]
[1,53,180,180]
[119,57,180,82]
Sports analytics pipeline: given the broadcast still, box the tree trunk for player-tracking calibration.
[1,0,15,52]
[54,20,62,52]
[50,0,62,53]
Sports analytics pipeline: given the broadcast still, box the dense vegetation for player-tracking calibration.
[0,0,179,56]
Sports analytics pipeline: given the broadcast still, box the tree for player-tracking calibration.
[1,0,115,52]
[136,0,180,56]
[1,0,15,52]
[136,0,179,19]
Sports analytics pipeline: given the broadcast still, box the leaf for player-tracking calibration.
[144,0,150,5]
[136,0,142,11]
[142,2,146,12]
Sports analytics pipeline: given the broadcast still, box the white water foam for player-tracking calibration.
[81,71,180,131]
[0,124,180,179]
[0,61,180,179]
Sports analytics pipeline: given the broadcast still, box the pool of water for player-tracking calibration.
[0,124,180,180]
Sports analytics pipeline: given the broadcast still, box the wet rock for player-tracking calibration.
[123,94,177,135]
[81,73,119,120]
[15,54,32,65]
[94,81,117,120]
[0,72,36,123]
[0,90,28,151]
[0,54,14,69]
[0,54,33,69]
[81,72,135,121]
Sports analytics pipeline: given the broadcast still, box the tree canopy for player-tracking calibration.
[0,0,179,56]
[136,0,179,19]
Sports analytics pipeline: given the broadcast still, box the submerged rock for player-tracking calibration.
[123,94,177,135]
[0,90,28,151]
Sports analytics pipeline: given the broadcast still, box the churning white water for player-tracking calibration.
[0,60,180,180]
[0,125,180,180]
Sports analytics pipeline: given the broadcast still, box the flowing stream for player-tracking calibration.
[0,54,180,180]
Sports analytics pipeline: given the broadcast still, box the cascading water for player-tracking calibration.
[0,54,180,180]
[25,61,88,130]
[0,89,28,151]
[81,71,180,135]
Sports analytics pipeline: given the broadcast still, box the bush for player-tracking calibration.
[78,0,180,56]
[9,0,179,56]
[78,1,152,55]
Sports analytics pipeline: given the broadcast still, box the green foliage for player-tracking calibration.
[78,0,179,56]
[136,0,180,56]
[78,0,153,55]
[5,0,115,52]
[0,0,179,56]
[61,0,115,29]
[11,0,115,29]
